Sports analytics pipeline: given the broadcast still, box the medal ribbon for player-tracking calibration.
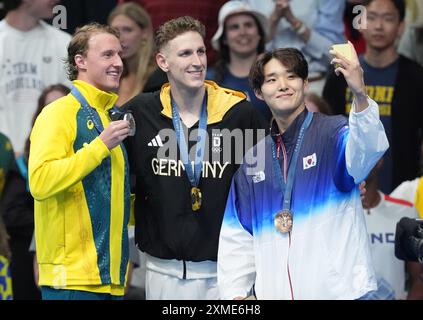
[71,86,121,134]
[171,93,208,188]
[271,111,313,211]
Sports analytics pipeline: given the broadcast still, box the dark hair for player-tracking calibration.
[155,16,205,52]
[24,84,70,162]
[66,23,120,81]
[363,0,406,21]
[3,0,22,12]
[249,48,308,94]
[213,14,266,83]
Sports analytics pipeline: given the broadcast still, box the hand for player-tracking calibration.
[330,41,368,111]
[99,120,131,150]
[269,0,299,40]
[271,0,291,20]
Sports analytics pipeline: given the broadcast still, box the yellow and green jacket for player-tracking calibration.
[29,80,130,295]
[0,255,12,300]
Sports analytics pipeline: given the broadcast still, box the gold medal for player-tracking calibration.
[274,210,293,233]
[191,187,202,211]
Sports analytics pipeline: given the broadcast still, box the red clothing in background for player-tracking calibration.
[118,0,228,64]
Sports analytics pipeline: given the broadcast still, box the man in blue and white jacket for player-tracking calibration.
[217,45,389,300]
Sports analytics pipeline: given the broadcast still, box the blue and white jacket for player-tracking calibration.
[218,98,389,300]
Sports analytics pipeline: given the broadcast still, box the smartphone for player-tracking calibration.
[331,43,352,62]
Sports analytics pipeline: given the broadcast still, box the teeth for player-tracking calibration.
[237,38,251,44]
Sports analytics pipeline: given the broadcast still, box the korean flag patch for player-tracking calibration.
[303,153,317,170]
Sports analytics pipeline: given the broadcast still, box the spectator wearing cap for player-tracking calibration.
[241,0,347,95]
[207,0,272,122]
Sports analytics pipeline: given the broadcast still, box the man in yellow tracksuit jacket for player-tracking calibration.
[28,23,132,300]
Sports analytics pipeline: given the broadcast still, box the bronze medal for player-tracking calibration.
[274,209,293,233]
[191,187,202,211]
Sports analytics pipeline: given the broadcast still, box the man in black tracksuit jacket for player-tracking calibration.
[123,16,267,299]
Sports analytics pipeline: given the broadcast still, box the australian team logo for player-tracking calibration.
[87,119,94,130]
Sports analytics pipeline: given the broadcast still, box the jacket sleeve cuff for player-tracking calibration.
[90,136,110,163]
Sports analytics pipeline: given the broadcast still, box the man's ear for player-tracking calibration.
[74,54,87,72]
[254,89,264,101]
[303,79,309,92]
[156,52,169,72]
[397,21,405,38]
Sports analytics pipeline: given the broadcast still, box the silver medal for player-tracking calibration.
[124,113,136,136]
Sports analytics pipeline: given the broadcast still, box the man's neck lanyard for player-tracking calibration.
[71,86,119,134]
[171,93,208,211]
[272,111,313,233]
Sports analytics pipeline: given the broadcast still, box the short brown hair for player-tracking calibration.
[66,23,120,81]
[249,48,308,94]
[155,16,205,52]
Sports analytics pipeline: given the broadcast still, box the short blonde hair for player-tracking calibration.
[155,16,205,52]
[66,23,120,81]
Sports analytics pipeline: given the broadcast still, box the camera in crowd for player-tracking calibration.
[395,217,423,263]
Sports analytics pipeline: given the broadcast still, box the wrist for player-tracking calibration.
[293,21,307,35]
[270,12,282,25]
[353,92,368,111]
[290,18,301,29]
[353,87,367,100]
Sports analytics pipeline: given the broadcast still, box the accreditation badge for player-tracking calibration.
[191,187,202,211]
[274,209,293,233]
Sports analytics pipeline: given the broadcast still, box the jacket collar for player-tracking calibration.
[72,80,118,112]
[271,108,309,148]
[159,80,246,125]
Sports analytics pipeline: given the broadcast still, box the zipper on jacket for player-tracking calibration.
[183,260,187,279]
